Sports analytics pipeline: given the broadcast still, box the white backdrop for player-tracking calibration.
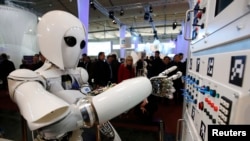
[0,5,38,68]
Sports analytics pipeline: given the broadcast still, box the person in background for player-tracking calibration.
[19,59,30,69]
[117,55,135,83]
[106,55,114,84]
[146,55,154,78]
[0,53,15,89]
[168,54,184,104]
[135,52,147,77]
[178,53,184,61]
[178,52,187,76]
[161,55,173,105]
[162,56,172,69]
[118,55,149,120]
[31,54,41,70]
[77,54,94,86]
[120,58,125,64]
[111,53,120,84]
[92,52,110,88]
[84,56,94,86]
[150,50,165,78]
[37,52,46,68]
[77,53,87,68]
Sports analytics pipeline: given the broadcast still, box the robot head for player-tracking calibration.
[37,10,86,70]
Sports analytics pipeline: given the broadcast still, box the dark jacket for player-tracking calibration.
[93,60,110,87]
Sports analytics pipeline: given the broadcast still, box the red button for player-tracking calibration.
[199,102,204,110]
[207,99,211,104]
[210,102,214,108]
[205,97,209,102]
[214,105,219,112]
[197,12,202,19]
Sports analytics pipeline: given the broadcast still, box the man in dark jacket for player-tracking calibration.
[111,54,120,84]
[93,52,110,88]
[0,53,15,89]
[150,50,165,77]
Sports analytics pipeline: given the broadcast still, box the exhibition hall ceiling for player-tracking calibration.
[1,0,190,43]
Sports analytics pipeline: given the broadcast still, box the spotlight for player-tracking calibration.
[153,30,157,34]
[90,0,94,5]
[112,19,117,24]
[120,8,124,16]
[144,12,150,20]
[109,11,114,19]
[90,0,96,10]
[172,21,177,30]
[153,30,158,39]
[149,5,153,13]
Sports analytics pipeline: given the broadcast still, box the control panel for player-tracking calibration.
[180,0,250,141]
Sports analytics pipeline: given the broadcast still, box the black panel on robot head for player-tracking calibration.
[64,36,77,47]
[80,40,86,49]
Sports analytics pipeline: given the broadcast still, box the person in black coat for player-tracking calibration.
[0,53,15,89]
[111,54,120,84]
[168,54,184,104]
[150,50,165,77]
[92,52,110,88]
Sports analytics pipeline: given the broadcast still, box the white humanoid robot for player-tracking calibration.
[7,10,152,141]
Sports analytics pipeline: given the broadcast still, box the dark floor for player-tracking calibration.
[0,89,183,141]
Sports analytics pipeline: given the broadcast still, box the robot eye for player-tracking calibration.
[64,36,76,47]
[80,40,86,49]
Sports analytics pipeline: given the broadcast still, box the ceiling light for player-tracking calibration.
[109,11,114,19]
[172,21,177,30]
[90,0,94,5]
[149,5,153,13]
[112,19,117,24]
[120,9,124,16]
[153,30,158,39]
[144,12,150,20]
[90,0,96,10]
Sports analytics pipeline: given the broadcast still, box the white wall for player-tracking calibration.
[0,6,38,68]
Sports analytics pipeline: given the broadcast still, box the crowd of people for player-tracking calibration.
[77,51,187,121]
[0,52,46,90]
[0,50,186,121]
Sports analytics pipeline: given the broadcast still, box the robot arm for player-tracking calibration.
[8,69,73,131]
[150,66,182,99]
[8,69,152,140]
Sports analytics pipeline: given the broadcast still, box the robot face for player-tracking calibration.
[37,10,87,70]
[62,27,86,69]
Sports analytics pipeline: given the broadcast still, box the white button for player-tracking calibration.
[224,102,230,108]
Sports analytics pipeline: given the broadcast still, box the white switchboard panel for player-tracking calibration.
[180,0,250,141]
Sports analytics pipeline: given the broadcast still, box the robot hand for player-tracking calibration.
[98,121,121,141]
[150,66,182,99]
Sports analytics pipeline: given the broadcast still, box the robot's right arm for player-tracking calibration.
[7,69,74,131]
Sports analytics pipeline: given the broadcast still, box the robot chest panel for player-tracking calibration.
[46,74,80,92]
